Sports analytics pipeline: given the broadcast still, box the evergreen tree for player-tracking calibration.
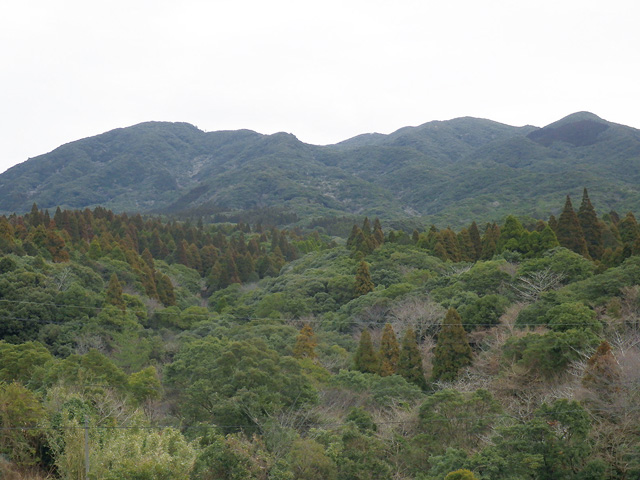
[397,328,427,389]
[457,228,474,262]
[439,228,461,262]
[555,196,589,258]
[617,212,639,245]
[480,223,500,260]
[155,272,176,306]
[497,215,527,253]
[379,323,399,377]
[354,261,374,297]
[354,329,378,374]
[372,218,384,248]
[293,324,317,359]
[432,308,472,382]
[105,273,126,311]
[468,221,482,261]
[577,188,604,260]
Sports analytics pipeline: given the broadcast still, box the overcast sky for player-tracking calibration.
[1,0,639,173]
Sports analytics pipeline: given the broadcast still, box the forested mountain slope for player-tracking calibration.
[2,113,640,225]
[1,194,640,479]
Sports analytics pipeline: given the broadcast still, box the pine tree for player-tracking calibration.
[105,273,126,311]
[432,308,472,382]
[354,329,378,374]
[577,188,604,260]
[293,324,317,359]
[555,195,589,258]
[397,328,427,389]
[379,323,399,376]
[354,261,374,297]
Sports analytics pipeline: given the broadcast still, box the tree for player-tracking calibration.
[354,261,374,297]
[445,469,479,480]
[354,329,378,374]
[397,328,427,389]
[378,323,399,376]
[105,273,126,311]
[432,308,472,382]
[582,340,621,398]
[578,188,604,260]
[293,324,317,359]
[556,195,589,258]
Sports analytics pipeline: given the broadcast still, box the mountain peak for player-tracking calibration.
[528,112,609,147]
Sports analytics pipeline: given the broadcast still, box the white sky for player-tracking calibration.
[1,0,639,173]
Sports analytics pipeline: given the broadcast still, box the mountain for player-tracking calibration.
[2,112,640,226]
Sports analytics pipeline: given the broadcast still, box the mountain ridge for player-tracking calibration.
[2,112,640,226]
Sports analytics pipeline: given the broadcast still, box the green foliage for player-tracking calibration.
[432,308,472,382]
[417,389,501,455]
[445,469,479,480]
[354,261,375,297]
[0,340,54,388]
[378,323,399,376]
[353,330,378,374]
[503,329,600,378]
[91,427,196,479]
[293,324,317,359]
[397,327,427,389]
[0,382,45,466]
[165,336,316,429]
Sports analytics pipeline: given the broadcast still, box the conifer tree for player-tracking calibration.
[354,261,374,297]
[480,223,500,260]
[457,228,474,262]
[548,214,558,232]
[468,221,482,261]
[105,273,126,311]
[577,188,604,260]
[379,323,399,376]
[617,212,639,245]
[397,328,427,389]
[354,329,378,374]
[155,272,176,306]
[293,324,317,359]
[439,228,461,262]
[372,218,384,248]
[555,196,589,258]
[431,308,472,382]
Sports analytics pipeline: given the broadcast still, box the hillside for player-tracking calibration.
[2,112,640,225]
[1,199,640,478]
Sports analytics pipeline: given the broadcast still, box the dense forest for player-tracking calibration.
[1,189,640,479]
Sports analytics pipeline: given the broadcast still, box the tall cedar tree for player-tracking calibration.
[555,195,589,258]
[468,221,482,261]
[577,188,604,260]
[432,308,472,382]
[105,273,126,311]
[397,328,427,389]
[293,324,317,359]
[354,329,379,374]
[379,323,399,376]
[354,261,374,297]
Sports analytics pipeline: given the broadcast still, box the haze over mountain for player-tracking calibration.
[2,112,640,226]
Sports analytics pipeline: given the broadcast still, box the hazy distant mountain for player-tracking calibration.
[2,112,640,226]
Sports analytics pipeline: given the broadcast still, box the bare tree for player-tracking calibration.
[512,267,566,303]
[387,296,445,341]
